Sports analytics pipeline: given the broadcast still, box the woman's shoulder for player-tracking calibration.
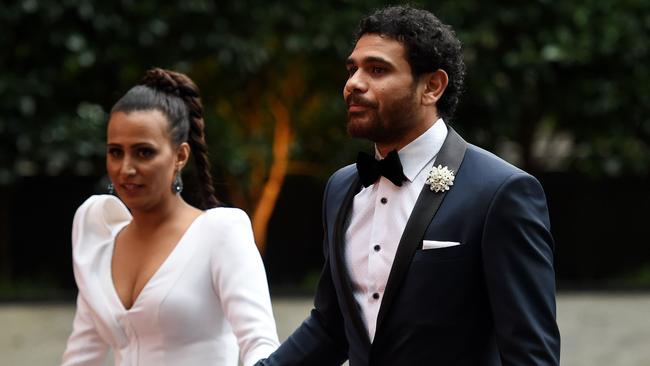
[75,194,127,216]
[74,195,131,226]
[195,206,257,249]
[72,195,131,249]
[200,206,252,229]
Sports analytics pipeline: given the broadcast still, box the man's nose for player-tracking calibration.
[344,71,368,95]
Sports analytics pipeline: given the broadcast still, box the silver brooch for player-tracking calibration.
[426,165,455,192]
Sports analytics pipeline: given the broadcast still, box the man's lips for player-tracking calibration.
[347,104,370,113]
[346,95,376,112]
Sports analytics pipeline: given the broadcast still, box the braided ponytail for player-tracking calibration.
[112,67,220,209]
[145,68,220,210]
[184,105,221,210]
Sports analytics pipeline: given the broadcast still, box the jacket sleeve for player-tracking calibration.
[482,172,561,365]
[255,174,349,366]
[60,294,109,366]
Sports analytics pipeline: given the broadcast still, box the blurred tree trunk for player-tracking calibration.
[252,98,292,254]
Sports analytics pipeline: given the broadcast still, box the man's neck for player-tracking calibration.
[375,116,440,157]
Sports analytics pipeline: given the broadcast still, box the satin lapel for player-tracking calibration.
[374,126,468,335]
[329,173,372,348]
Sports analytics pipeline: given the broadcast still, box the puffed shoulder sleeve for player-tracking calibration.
[71,195,131,253]
[208,208,280,366]
[63,195,130,366]
[70,195,130,294]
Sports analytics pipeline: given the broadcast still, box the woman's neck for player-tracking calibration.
[128,195,189,234]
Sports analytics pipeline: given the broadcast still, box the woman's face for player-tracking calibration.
[106,110,187,212]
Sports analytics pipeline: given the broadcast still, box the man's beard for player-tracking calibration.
[346,90,419,144]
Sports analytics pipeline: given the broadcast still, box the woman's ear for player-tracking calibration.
[175,142,191,171]
[421,69,449,107]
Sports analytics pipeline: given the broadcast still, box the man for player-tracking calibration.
[258,5,560,365]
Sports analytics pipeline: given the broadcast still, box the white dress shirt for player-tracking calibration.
[61,195,279,366]
[344,119,448,341]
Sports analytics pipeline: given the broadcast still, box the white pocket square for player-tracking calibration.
[422,240,461,250]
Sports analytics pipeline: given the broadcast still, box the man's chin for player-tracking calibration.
[346,117,375,139]
[347,123,371,139]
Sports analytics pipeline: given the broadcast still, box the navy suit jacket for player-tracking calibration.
[258,127,560,365]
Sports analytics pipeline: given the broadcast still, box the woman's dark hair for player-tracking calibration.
[355,5,466,121]
[111,68,219,209]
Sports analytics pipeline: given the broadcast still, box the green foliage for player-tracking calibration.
[1,0,648,188]
[0,0,372,188]
[0,276,70,300]
[432,0,650,175]
[623,263,650,287]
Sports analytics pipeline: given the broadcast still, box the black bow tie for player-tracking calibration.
[356,150,408,188]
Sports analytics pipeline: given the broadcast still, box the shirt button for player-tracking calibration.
[372,292,380,300]
[380,197,388,204]
[374,244,381,252]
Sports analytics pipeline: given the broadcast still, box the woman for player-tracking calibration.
[61,68,279,366]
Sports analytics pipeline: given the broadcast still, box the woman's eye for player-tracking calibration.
[138,148,155,158]
[107,148,122,158]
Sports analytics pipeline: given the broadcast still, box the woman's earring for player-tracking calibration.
[172,173,183,194]
[107,182,115,195]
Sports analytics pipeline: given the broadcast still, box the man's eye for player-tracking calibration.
[372,67,386,74]
[347,67,358,77]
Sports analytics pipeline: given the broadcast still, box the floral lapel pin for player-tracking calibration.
[425,165,455,192]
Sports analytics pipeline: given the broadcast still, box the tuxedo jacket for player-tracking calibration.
[259,127,560,366]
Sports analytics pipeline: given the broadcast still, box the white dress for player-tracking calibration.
[61,195,279,366]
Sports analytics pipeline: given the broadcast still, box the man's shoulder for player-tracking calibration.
[463,143,527,178]
[327,163,357,186]
[456,142,546,194]
[321,163,358,208]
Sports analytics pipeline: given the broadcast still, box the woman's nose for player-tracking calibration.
[120,156,137,176]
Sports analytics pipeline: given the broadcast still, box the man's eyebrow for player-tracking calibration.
[346,56,393,67]
[363,56,393,66]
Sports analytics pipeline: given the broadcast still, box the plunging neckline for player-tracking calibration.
[108,212,206,312]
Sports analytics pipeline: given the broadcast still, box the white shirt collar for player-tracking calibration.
[375,118,448,182]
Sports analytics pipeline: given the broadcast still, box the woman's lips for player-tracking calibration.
[119,183,144,195]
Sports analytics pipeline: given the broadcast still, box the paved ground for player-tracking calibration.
[1,292,649,365]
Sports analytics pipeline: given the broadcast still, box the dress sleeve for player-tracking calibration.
[254,172,349,366]
[60,294,109,366]
[61,195,116,366]
[210,209,280,366]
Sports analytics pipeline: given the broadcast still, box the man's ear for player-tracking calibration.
[421,69,449,106]
[175,142,191,171]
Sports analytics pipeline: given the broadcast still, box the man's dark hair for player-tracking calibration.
[355,5,466,121]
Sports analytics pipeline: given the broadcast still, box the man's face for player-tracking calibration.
[344,34,422,144]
